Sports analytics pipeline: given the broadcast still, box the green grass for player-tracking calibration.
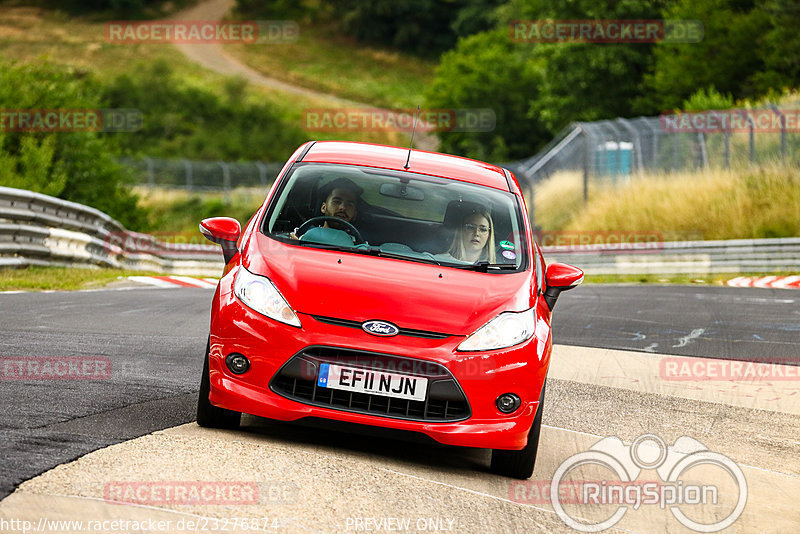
[0,266,163,291]
[581,272,799,285]
[223,21,434,109]
[2,265,792,292]
[533,165,800,240]
[135,186,265,234]
[0,5,400,147]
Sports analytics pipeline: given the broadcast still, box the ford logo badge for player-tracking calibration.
[362,320,399,337]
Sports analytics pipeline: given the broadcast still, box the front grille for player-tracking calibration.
[311,315,451,339]
[270,346,470,422]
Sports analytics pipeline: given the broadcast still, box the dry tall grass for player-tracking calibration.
[532,165,800,240]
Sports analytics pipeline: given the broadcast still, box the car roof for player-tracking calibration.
[300,141,512,192]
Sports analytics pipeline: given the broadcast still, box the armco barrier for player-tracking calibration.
[1,186,797,276]
[0,186,223,276]
[542,237,800,275]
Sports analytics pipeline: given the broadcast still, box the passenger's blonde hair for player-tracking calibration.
[448,207,496,263]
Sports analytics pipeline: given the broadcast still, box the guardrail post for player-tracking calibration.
[145,157,154,187]
[672,134,680,172]
[183,159,193,190]
[697,132,709,169]
[579,126,589,203]
[218,161,231,204]
[724,132,730,169]
[770,105,786,162]
[255,162,268,187]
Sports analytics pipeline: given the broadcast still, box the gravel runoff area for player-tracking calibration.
[2,422,574,534]
[2,345,800,533]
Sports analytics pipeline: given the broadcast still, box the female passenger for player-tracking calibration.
[447,206,496,263]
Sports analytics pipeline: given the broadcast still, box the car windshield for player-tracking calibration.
[263,162,528,272]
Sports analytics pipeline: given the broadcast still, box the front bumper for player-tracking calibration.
[208,277,551,450]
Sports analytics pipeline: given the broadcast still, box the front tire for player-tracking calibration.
[196,340,241,429]
[490,382,546,479]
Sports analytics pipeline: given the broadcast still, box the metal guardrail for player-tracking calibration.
[542,237,800,275]
[1,186,797,276]
[0,186,223,276]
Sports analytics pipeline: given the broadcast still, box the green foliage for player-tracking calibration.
[644,0,779,110]
[425,29,548,160]
[509,0,666,129]
[681,87,735,112]
[424,0,800,159]
[0,62,147,229]
[36,0,194,17]
[0,135,67,197]
[235,0,326,21]
[758,0,800,90]
[235,0,504,56]
[145,193,262,234]
[426,0,666,159]
[102,61,307,161]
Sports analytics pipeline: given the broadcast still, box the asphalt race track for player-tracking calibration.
[0,288,211,499]
[553,285,800,359]
[1,284,798,532]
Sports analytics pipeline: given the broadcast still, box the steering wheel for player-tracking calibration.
[294,216,365,244]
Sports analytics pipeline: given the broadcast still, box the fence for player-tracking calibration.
[512,106,800,198]
[120,157,284,191]
[120,106,799,197]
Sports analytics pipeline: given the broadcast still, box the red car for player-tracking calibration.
[197,141,582,479]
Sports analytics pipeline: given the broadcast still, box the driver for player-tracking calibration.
[291,178,364,243]
[319,177,362,226]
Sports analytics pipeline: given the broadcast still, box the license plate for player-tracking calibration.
[317,363,428,402]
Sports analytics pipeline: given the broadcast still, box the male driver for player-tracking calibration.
[319,177,362,226]
[292,177,364,243]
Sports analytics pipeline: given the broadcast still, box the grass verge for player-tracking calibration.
[0,266,163,291]
[581,272,799,285]
[0,5,401,148]
[533,165,800,240]
[1,266,792,292]
[135,186,265,234]
[223,21,434,109]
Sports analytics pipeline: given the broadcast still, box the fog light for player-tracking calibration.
[496,393,521,413]
[225,353,250,375]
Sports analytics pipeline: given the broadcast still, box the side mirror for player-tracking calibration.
[543,262,584,310]
[199,217,241,264]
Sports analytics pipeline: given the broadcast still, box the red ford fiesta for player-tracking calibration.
[197,141,582,479]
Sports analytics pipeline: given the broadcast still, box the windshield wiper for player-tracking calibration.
[295,242,443,266]
[351,246,443,266]
[294,241,355,252]
[448,262,518,272]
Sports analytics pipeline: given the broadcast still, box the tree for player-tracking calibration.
[426,0,668,159]
[425,29,549,160]
[0,62,146,229]
[644,0,773,110]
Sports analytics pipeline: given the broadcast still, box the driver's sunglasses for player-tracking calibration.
[463,223,490,234]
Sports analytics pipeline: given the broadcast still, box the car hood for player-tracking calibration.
[245,234,533,336]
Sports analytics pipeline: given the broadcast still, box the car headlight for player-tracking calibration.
[233,266,301,327]
[457,309,535,352]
